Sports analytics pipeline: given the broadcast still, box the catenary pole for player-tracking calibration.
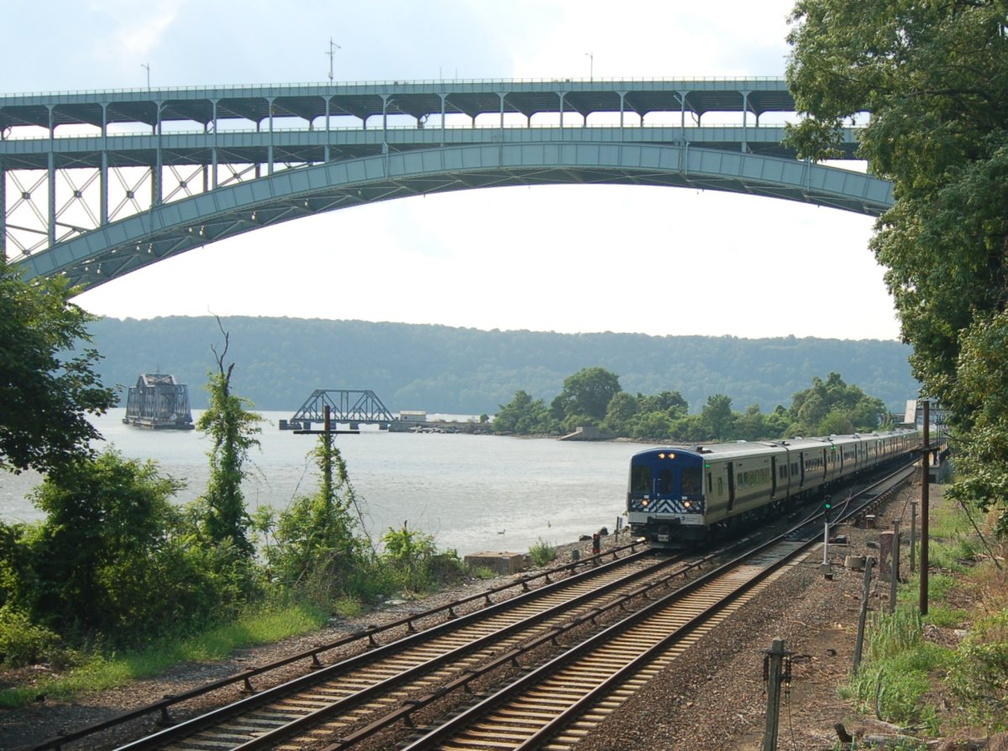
[919,400,930,615]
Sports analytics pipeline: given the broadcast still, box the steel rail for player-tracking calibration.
[395,465,916,751]
[99,543,674,750]
[17,538,646,751]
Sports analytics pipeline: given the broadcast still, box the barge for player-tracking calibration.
[123,373,195,430]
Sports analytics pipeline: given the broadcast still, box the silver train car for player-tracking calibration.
[627,429,920,547]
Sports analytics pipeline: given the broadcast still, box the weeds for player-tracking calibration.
[528,538,557,567]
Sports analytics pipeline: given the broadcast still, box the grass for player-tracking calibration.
[0,600,329,709]
[528,538,557,567]
[846,490,1008,736]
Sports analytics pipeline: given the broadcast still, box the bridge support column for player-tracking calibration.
[100,103,108,225]
[0,159,5,256]
[267,96,275,175]
[440,93,447,146]
[153,101,163,206]
[47,106,56,248]
[741,90,750,153]
[324,95,332,161]
[211,99,219,188]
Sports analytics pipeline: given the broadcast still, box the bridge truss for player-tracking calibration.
[280,389,395,431]
[0,78,886,289]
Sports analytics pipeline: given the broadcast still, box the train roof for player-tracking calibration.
[632,430,915,461]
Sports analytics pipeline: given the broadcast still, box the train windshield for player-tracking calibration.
[682,466,702,495]
[630,465,650,494]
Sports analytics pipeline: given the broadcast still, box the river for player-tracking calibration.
[0,409,656,556]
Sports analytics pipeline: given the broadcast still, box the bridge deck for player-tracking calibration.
[0,78,882,290]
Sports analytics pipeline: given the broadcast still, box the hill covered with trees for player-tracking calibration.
[85,316,918,416]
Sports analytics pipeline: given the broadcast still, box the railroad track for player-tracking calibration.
[386,464,916,751]
[102,543,705,751]
[26,464,914,751]
[24,538,704,751]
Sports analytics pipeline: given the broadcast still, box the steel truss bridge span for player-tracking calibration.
[1,78,888,289]
[11,142,891,289]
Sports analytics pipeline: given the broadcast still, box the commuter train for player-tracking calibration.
[627,429,920,547]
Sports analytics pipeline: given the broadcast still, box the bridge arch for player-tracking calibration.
[13,143,891,290]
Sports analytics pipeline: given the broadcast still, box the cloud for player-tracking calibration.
[88,0,185,62]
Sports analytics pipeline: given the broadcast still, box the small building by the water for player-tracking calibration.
[123,373,195,430]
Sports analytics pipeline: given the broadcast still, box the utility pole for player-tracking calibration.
[585,51,594,80]
[327,38,341,82]
[141,62,151,89]
[919,399,930,615]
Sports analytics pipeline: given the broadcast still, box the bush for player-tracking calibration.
[0,606,71,668]
[528,538,557,567]
[947,609,1008,729]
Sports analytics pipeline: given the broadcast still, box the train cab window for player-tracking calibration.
[682,466,701,495]
[630,466,651,494]
[706,472,712,493]
[656,469,673,494]
[717,477,724,496]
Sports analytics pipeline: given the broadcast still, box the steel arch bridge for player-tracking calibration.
[0,77,889,289]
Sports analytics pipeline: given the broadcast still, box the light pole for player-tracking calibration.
[327,38,341,82]
[141,62,150,89]
[585,51,594,80]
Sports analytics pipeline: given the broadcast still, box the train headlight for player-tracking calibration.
[683,500,691,509]
[641,499,649,508]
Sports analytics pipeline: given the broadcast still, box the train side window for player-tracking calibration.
[706,472,712,493]
[630,466,650,494]
[717,476,724,496]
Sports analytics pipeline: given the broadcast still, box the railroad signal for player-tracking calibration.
[823,496,833,521]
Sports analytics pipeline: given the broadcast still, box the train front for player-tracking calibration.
[627,447,707,547]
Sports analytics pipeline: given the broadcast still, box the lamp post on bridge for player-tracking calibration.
[585,51,594,80]
[327,38,341,82]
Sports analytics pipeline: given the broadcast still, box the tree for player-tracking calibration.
[0,258,116,474]
[789,373,885,436]
[196,321,262,558]
[552,367,622,424]
[786,1,1008,528]
[270,433,371,598]
[700,394,734,441]
[26,449,189,638]
[493,390,551,434]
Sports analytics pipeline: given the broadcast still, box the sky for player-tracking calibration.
[1,0,901,341]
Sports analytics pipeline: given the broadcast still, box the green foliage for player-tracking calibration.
[787,0,1008,533]
[266,434,372,603]
[946,609,1008,729]
[0,448,258,651]
[83,316,919,417]
[845,608,954,731]
[0,605,70,668]
[0,257,116,474]
[700,394,734,441]
[788,373,886,436]
[26,449,191,639]
[551,367,622,424]
[528,538,557,567]
[380,523,466,594]
[496,367,891,444]
[493,390,554,434]
[195,324,262,558]
[0,598,328,708]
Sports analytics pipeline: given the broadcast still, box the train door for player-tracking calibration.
[727,463,736,511]
[653,466,675,498]
[770,456,779,498]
